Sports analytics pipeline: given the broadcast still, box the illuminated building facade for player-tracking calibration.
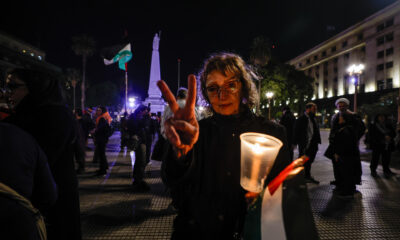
[288,1,400,106]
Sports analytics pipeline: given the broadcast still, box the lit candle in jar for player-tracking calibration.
[240,133,283,193]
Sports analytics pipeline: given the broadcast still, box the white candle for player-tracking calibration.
[240,133,283,193]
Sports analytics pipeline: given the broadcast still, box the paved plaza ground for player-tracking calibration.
[78,130,400,239]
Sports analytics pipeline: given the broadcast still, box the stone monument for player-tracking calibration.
[143,32,165,114]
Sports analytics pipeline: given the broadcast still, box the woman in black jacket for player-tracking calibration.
[3,68,82,240]
[157,53,317,240]
[369,114,396,177]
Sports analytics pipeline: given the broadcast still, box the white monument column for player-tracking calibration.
[144,33,165,113]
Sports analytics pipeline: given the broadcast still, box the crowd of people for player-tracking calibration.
[0,52,399,239]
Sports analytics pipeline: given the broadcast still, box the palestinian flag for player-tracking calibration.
[104,44,132,71]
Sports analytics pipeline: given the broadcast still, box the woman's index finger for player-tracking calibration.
[157,80,179,113]
[185,74,197,111]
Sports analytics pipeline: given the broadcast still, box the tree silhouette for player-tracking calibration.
[71,34,96,110]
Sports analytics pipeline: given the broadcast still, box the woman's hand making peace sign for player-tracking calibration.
[157,74,199,158]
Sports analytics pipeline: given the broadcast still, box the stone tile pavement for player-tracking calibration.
[78,130,400,239]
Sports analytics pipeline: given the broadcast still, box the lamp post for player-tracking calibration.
[347,64,364,112]
[266,91,274,120]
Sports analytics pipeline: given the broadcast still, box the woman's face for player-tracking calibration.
[96,108,103,116]
[205,70,242,115]
[6,74,29,108]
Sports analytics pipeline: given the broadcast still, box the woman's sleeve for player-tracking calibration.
[161,142,195,187]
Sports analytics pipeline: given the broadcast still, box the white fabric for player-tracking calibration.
[261,185,286,240]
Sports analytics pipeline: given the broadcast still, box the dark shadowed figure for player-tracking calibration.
[3,68,82,240]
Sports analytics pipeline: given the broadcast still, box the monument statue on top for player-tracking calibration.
[144,32,165,114]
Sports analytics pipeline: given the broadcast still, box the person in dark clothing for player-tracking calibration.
[279,106,296,161]
[3,68,82,239]
[127,105,150,192]
[143,107,156,164]
[93,106,111,176]
[74,108,86,174]
[325,98,366,198]
[0,122,57,240]
[293,102,321,184]
[120,111,129,151]
[158,53,318,239]
[369,114,396,177]
[82,107,95,149]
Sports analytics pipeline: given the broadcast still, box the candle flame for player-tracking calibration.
[252,143,262,154]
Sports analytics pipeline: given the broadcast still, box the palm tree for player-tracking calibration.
[71,34,95,110]
[250,36,272,113]
[65,68,81,111]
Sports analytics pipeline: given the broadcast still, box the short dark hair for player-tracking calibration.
[305,102,316,109]
[177,87,188,99]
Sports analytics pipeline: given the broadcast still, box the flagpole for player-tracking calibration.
[125,63,128,113]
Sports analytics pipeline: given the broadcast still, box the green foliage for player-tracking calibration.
[359,92,398,121]
[257,59,314,117]
[250,36,271,66]
[86,81,121,108]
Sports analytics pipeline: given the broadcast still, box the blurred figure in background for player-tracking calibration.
[93,106,112,176]
[127,105,150,192]
[369,114,396,178]
[293,102,321,184]
[280,105,296,161]
[3,68,82,239]
[120,111,129,151]
[73,108,86,174]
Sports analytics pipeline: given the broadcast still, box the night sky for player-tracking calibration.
[1,0,397,100]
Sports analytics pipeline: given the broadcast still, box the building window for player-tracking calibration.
[361,46,366,52]
[333,57,338,63]
[377,80,384,90]
[377,23,385,32]
[377,50,384,58]
[386,47,394,56]
[385,32,394,42]
[334,88,338,96]
[314,55,318,61]
[322,51,326,57]
[333,77,338,82]
[387,78,393,89]
[308,69,312,75]
[357,33,363,41]
[386,18,394,28]
[316,73,320,78]
[344,53,350,59]
[324,80,328,86]
[377,64,384,71]
[386,61,393,68]
[298,63,302,67]
[306,58,310,64]
[342,41,348,48]
[377,36,384,46]
[331,46,336,52]
[324,70,328,76]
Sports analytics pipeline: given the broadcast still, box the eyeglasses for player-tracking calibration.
[206,80,240,98]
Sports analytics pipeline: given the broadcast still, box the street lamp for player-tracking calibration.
[266,91,274,120]
[347,64,364,112]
